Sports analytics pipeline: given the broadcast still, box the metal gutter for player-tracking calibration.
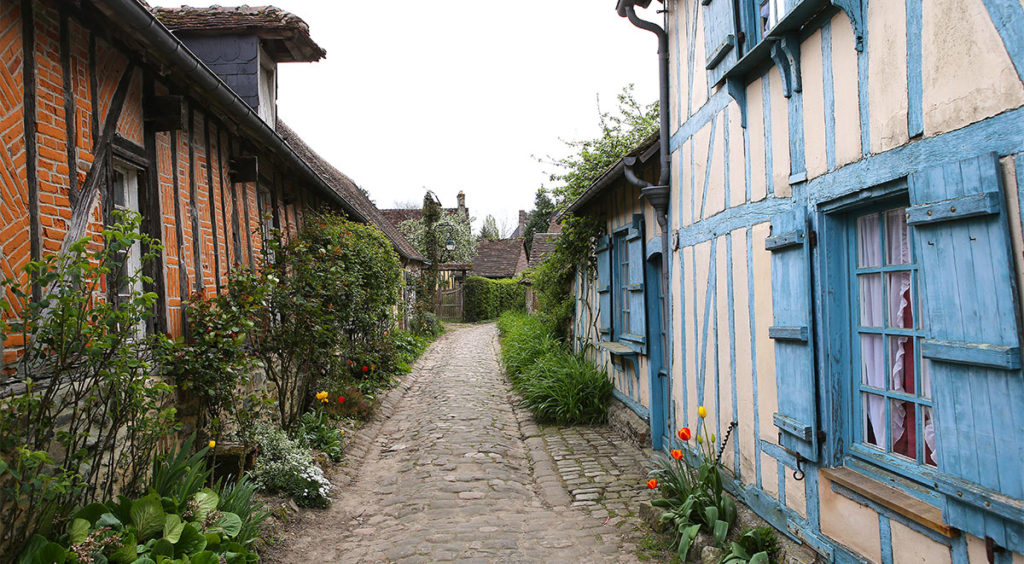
[90,0,368,223]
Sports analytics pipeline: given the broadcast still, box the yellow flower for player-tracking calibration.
[316,391,329,403]
[208,440,216,449]
[698,405,707,419]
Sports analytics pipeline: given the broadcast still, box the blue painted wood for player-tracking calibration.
[829,481,954,546]
[921,339,1021,370]
[821,21,837,172]
[768,326,809,341]
[762,75,776,196]
[727,232,741,476]
[780,34,803,94]
[789,171,807,184]
[805,107,1024,206]
[856,21,872,157]
[596,235,612,339]
[830,0,865,51]
[628,224,648,352]
[906,192,1002,225]
[765,229,806,250]
[951,536,970,564]
[785,39,806,185]
[724,109,732,208]
[906,0,923,138]
[933,475,1024,524]
[909,153,1024,554]
[980,0,1024,83]
[697,239,718,408]
[878,515,894,564]
[1017,155,1024,251]
[770,42,793,99]
[613,388,651,422]
[671,90,732,152]
[768,207,820,462]
[726,77,748,128]
[747,229,764,488]
[700,114,719,220]
[646,254,668,450]
[678,197,791,247]
[688,0,700,117]
[702,0,740,85]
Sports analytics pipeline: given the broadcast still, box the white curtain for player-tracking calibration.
[858,215,886,447]
[887,210,911,447]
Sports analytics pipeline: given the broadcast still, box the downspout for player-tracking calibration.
[617,0,673,411]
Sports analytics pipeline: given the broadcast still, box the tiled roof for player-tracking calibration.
[471,238,527,279]
[528,233,559,269]
[152,5,325,62]
[277,121,424,263]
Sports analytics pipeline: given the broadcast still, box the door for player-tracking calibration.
[646,254,671,450]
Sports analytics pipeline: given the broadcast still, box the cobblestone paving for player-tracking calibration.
[268,323,661,563]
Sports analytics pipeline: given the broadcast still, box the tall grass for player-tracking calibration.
[497,311,612,425]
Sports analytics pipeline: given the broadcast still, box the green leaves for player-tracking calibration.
[163,514,185,544]
[130,495,166,541]
[190,489,219,523]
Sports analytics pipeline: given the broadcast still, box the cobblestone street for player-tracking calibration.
[266,323,662,563]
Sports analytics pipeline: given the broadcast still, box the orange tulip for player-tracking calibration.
[677,427,692,441]
[671,449,683,460]
[646,479,658,489]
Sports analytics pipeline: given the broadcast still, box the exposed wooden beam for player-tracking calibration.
[22,0,41,301]
[186,105,204,294]
[203,116,221,293]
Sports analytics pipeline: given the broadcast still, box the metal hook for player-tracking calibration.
[793,455,806,481]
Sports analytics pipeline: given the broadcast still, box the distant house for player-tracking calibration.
[470,238,528,279]
[381,191,469,230]
[527,219,562,269]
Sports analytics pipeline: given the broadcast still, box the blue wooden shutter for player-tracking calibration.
[596,236,612,341]
[626,221,647,353]
[908,153,1024,553]
[767,208,819,462]
[702,0,740,86]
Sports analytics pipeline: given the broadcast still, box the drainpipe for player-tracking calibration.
[617,0,673,407]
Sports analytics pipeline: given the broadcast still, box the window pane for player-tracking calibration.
[859,274,882,327]
[921,356,932,399]
[923,406,937,466]
[889,335,914,394]
[863,393,886,449]
[113,169,125,208]
[857,213,882,268]
[887,271,913,329]
[891,399,916,461]
[861,334,884,388]
[886,209,911,265]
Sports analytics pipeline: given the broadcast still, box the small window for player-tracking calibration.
[850,207,937,470]
[112,164,145,335]
[612,232,630,341]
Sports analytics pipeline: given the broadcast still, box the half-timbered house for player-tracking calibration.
[592,0,1024,561]
[0,0,416,375]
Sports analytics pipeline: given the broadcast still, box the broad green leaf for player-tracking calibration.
[191,489,219,522]
[97,512,124,530]
[749,552,769,564]
[131,558,157,564]
[174,524,207,557]
[109,532,138,564]
[676,524,700,561]
[163,514,185,544]
[130,495,166,541]
[151,538,174,559]
[69,518,91,545]
[34,542,66,564]
[650,498,672,507]
[216,512,242,538]
[188,552,219,564]
[713,519,730,546]
[73,503,111,526]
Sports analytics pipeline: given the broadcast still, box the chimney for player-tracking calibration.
[519,210,529,232]
[457,191,467,216]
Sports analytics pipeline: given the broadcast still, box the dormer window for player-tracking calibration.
[258,47,277,125]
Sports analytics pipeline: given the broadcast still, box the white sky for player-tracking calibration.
[151,1,660,232]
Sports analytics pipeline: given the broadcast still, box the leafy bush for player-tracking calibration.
[529,215,604,340]
[497,312,559,383]
[516,350,612,425]
[323,386,375,421]
[294,407,344,462]
[19,437,268,564]
[409,311,443,339]
[720,526,779,564]
[463,276,526,322]
[0,212,177,557]
[245,422,332,508]
[391,329,428,373]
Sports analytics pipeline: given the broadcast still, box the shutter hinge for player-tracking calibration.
[808,229,818,247]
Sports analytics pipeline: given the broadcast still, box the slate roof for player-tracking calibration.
[152,5,326,62]
[528,232,559,269]
[277,121,425,263]
[471,238,528,279]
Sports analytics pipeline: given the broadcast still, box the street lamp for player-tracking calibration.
[436,222,456,263]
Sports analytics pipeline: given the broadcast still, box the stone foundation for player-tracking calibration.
[607,397,651,448]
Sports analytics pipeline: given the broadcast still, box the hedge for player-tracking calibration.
[463,276,526,321]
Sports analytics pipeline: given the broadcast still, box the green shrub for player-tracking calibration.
[497,312,558,383]
[516,350,612,425]
[294,408,344,462]
[245,422,332,508]
[463,276,526,322]
[410,311,443,339]
[720,526,779,564]
[392,329,429,373]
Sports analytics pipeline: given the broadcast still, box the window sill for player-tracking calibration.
[598,341,638,356]
[821,467,958,538]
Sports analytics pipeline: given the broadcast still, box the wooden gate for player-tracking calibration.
[436,287,463,321]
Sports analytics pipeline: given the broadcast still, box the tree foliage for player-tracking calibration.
[479,215,501,240]
[523,188,556,255]
[399,209,476,264]
[542,84,659,207]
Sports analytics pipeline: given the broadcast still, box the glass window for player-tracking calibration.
[613,232,630,340]
[852,207,936,469]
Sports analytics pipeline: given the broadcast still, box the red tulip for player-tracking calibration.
[338,396,345,403]
[677,427,692,441]
[362,366,368,372]
[671,449,683,460]
[646,479,658,489]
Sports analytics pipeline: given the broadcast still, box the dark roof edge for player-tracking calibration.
[559,131,660,219]
[92,0,365,222]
